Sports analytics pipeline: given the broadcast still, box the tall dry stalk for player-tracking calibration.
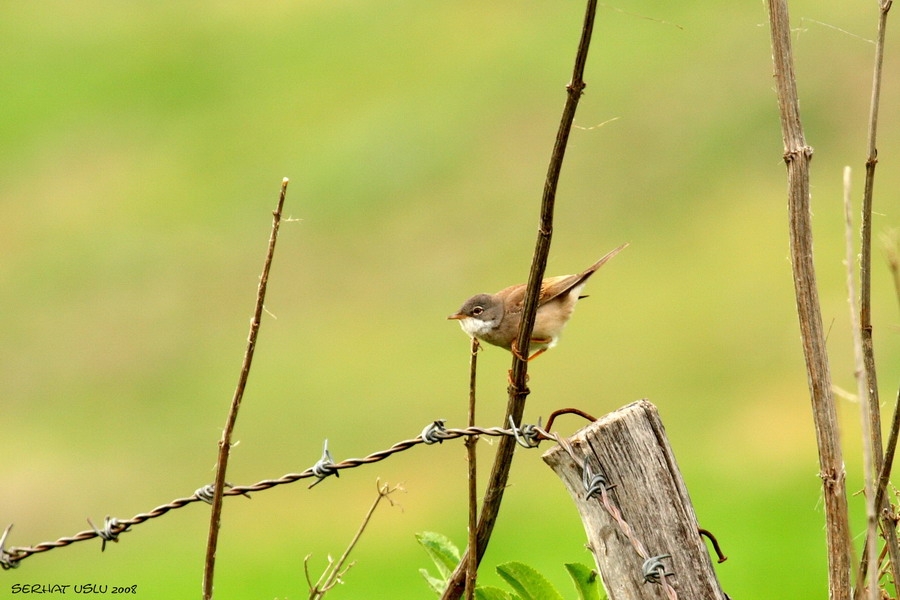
[766,2,852,599]
[203,178,290,600]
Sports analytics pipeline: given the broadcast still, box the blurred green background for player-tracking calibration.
[2,1,899,598]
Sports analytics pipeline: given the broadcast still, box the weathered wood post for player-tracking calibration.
[543,400,726,600]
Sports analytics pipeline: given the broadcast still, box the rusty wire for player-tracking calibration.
[1,420,551,570]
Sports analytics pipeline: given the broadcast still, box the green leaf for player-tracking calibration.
[564,563,606,600]
[475,585,515,600]
[496,562,565,600]
[419,568,448,595]
[416,532,461,580]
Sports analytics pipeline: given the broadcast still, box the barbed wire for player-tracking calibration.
[0,419,551,570]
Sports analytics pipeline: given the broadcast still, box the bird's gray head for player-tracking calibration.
[448,294,504,338]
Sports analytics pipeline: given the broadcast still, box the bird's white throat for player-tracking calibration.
[456,317,494,338]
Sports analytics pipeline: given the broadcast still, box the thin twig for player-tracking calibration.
[860,0,890,524]
[880,233,900,524]
[859,0,893,391]
[441,1,599,598]
[883,230,900,310]
[855,1,898,595]
[202,178,290,600]
[464,337,480,600]
[307,481,402,599]
[844,168,878,600]
[766,2,852,598]
[871,387,900,579]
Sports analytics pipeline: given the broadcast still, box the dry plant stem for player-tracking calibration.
[881,235,900,519]
[860,0,892,518]
[307,482,400,599]
[202,178,290,600]
[766,3,852,599]
[858,237,900,594]
[860,0,893,361]
[464,337,480,600]
[844,168,878,600]
[855,2,898,595]
[875,387,900,523]
[441,1,598,598]
[886,233,900,307]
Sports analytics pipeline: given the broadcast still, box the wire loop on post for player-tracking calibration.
[642,554,672,585]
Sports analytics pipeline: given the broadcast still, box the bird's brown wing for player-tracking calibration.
[538,274,584,304]
[494,275,580,316]
[540,243,629,302]
[494,242,629,313]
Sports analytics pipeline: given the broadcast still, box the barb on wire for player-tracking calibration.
[509,416,544,449]
[582,461,614,499]
[86,516,129,552]
[0,524,18,571]
[195,484,217,504]
[195,482,252,504]
[421,420,449,444]
[2,419,552,569]
[309,439,339,488]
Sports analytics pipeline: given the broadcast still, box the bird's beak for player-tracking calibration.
[447,313,465,320]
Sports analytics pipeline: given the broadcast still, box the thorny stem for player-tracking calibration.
[203,178,290,600]
[441,1,599,597]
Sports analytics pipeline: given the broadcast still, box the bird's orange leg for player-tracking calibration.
[510,337,552,361]
[510,340,527,361]
[527,347,548,361]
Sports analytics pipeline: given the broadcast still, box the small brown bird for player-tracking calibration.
[448,243,627,359]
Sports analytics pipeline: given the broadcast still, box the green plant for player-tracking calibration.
[416,532,606,600]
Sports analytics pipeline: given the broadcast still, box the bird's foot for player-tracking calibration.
[511,338,551,361]
[507,369,531,387]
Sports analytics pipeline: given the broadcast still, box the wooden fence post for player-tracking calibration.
[542,400,727,600]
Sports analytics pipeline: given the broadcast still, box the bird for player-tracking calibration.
[448,243,627,360]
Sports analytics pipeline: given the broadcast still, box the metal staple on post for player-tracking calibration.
[642,554,672,584]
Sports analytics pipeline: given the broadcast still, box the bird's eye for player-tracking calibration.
[472,306,484,316]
